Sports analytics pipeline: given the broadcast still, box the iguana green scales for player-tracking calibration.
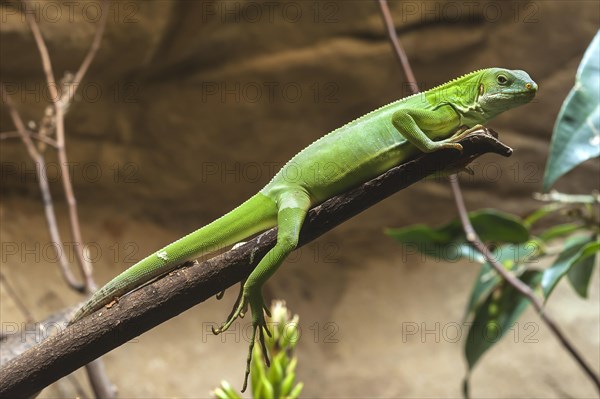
[70,68,537,390]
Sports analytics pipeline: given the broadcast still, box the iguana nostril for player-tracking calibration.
[526,82,538,92]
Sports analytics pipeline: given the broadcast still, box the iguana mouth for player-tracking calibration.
[493,89,536,103]
[515,89,537,101]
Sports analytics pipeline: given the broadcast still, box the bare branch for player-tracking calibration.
[22,0,109,293]
[377,0,418,91]
[21,0,59,104]
[534,191,600,204]
[56,0,109,291]
[85,359,117,398]
[1,83,85,292]
[0,129,58,147]
[62,0,109,107]
[7,3,112,392]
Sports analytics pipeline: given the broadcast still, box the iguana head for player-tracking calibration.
[477,68,537,118]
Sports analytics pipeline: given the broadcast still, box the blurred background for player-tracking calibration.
[1,0,598,397]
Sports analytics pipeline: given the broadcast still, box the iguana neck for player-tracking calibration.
[425,70,489,125]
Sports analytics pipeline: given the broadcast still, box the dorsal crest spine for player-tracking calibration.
[334,68,489,131]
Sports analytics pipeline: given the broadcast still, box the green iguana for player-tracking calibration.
[70,68,537,390]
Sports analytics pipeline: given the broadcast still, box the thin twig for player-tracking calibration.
[22,0,110,292]
[85,359,117,398]
[450,177,600,390]
[0,273,91,399]
[55,99,95,290]
[1,130,28,139]
[17,2,114,395]
[0,130,59,147]
[35,105,55,153]
[22,0,59,104]
[57,0,109,291]
[378,0,418,91]
[1,83,85,292]
[534,191,600,204]
[63,0,109,107]
[376,0,599,392]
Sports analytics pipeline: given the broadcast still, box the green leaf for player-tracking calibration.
[289,382,304,399]
[523,203,563,227]
[287,356,298,374]
[464,209,530,244]
[570,239,600,265]
[260,374,274,399]
[567,240,600,297]
[539,223,584,242]
[543,31,600,191]
[247,301,302,398]
[541,235,596,298]
[465,270,542,370]
[386,224,471,262]
[212,381,242,399]
[464,262,501,321]
[280,372,295,396]
[251,348,267,397]
[464,242,540,320]
[270,354,284,387]
[386,209,530,262]
[212,388,229,399]
[455,243,486,264]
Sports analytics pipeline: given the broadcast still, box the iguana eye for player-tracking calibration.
[497,75,508,85]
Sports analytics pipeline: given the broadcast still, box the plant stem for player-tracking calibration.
[376,0,599,391]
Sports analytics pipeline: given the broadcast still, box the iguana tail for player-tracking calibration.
[69,193,277,324]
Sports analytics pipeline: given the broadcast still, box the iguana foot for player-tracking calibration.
[431,124,484,153]
[418,140,462,153]
[212,286,246,334]
[212,286,271,392]
[436,142,464,152]
[241,290,272,392]
[450,124,485,141]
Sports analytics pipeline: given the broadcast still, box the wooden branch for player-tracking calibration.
[377,0,418,89]
[62,0,109,108]
[0,83,85,292]
[0,130,58,147]
[0,131,511,398]
[22,0,110,293]
[8,4,113,393]
[22,0,59,104]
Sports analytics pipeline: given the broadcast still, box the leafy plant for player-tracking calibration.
[212,301,303,399]
[543,31,600,191]
[387,31,600,396]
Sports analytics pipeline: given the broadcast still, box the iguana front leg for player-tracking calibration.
[392,107,463,152]
[212,189,311,392]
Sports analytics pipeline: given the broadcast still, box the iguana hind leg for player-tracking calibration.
[212,189,311,392]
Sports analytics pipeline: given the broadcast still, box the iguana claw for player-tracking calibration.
[212,285,271,392]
